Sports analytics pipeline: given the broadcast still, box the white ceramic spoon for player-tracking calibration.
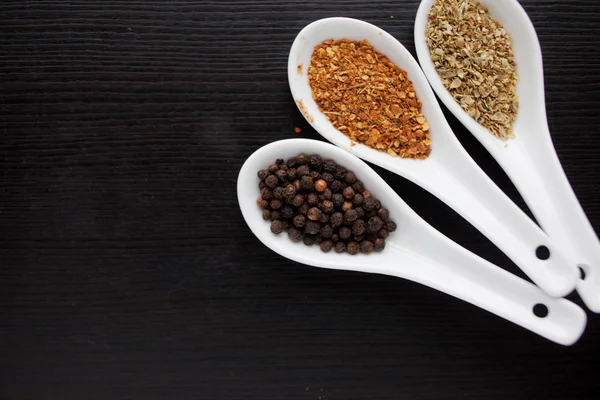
[414,0,600,312]
[287,17,577,297]
[237,138,586,345]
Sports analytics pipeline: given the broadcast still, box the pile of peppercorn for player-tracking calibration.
[256,153,396,254]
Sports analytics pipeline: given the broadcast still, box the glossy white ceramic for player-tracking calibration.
[287,17,578,298]
[414,0,600,312]
[238,138,586,345]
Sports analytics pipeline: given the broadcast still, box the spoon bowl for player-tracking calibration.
[288,17,578,297]
[237,138,586,345]
[414,0,600,312]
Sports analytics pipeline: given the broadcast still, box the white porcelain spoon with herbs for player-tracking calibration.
[238,138,586,345]
[287,17,578,298]
[414,0,600,312]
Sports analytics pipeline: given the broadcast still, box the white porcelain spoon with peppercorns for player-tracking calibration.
[238,138,586,345]
[414,0,600,313]
[287,17,578,299]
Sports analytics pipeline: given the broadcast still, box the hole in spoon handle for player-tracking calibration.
[413,160,578,297]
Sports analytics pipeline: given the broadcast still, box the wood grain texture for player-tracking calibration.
[1,0,599,399]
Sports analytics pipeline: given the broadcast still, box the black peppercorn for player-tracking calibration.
[360,241,374,254]
[281,206,295,219]
[288,227,302,242]
[293,214,306,228]
[320,200,334,213]
[307,192,319,206]
[378,208,390,221]
[286,168,297,180]
[344,171,357,184]
[330,212,343,228]
[268,164,279,174]
[269,199,282,210]
[323,159,337,173]
[378,228,389,238]
[303,235,316,246]
[334,166,346,180]
[321,224,334,238]
[342,201,353,212]
[286,157,297,168]
[343,186,355,200]
[362,190,372,199]
[352,219,366,235]
[283,184,296,200]
[330,180,344,193]
[265,175,278,188]
[262,210,271,220]
[354,234,365,242]
[367,216,384,232]
[331,234,339,243]
[258,181,265,190]
[296,153,308,165]
[257,197,268,209]
[334,242,346,253]
[314,179,327,192]
[386,221,397,232]
[339,226,352,240]
[319,213,329,224]
[352,194,364,206]
[309,154,322,170]
[273,186,284,199]
[291,194,304,208]
[279,164,288,171]
[321,172,334,185]
[310,171,321,180]
[271,220,284,234]
[305,220,321,235]
[374,238,386,252]
[355,206,365,218]
[298,203,309,216]
[258,170,269,180]
[363,197,377,211]
[275,159,284,165]
[332,193,344,208]
[296,164,310,177]
[352,181,365,193]
[307,207,322,221]
[343,209,358,225]
[270,210,281,221]
[347,241,360,255]
[300,175,314,191]
[320,240,334,253]
[322,188,332,200]
[276,169,287,182]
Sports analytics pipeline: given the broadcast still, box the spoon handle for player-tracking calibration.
[489,134,600,312]
[402,155,578,298]
[382,225,586,346]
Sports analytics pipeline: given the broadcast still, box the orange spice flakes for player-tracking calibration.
[308,39,431,159]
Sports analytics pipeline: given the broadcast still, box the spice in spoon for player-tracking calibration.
[425,0,519,140]
[308,39,431,159]
[256,154,397,254]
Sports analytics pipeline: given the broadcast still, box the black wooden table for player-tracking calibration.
[1,1,599,399]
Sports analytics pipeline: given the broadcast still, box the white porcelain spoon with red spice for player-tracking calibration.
[415,0,600,312]
[238,138,586,345]
[288,17,578,298]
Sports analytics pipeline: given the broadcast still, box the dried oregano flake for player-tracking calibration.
[426,0,519,140]
[308,39,431,159]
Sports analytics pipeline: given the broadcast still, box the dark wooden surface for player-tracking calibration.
[1,1,600,399]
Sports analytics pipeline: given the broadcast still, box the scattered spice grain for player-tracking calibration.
[425,0,519,140]
[308,39,431,159]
